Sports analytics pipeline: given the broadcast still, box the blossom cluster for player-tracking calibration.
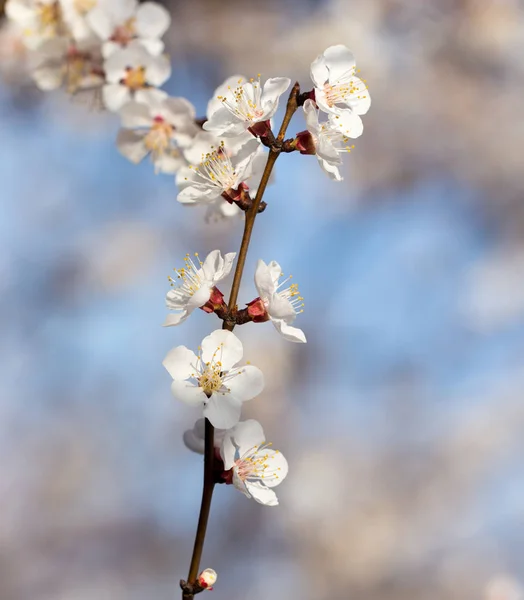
[5,0,371,514]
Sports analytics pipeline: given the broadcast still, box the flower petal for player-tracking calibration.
[225,365,264,402]
[204,394,242,429]
[186,284,213,310]
[268,293,296,321]
[231,419,266,455]
[245,480,278,506]
[163,345,198,380]
[201,249,224,281]
[183,427,205,454]
[323,44,356,84]
[261,77,291,117]
[272,319,307,343]
[254,259,276,299]
[303,99,320,136]
[119,100,152,128]
[201,329,243,371]
[135,2,170,39]
[116,129,149,163]
[259,449,288,487]
[329,110,363,138]
[310,51,329,87]
[220,431,236,469]
[103,83,131,112]
[162,311,189,327]
[171,380,207,406]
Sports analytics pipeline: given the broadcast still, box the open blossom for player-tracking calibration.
[102,40,170,111]
[295,99,361,181]
[176,136,265,206]
[163,330,264,429]
[117,90,198,173]
[30,37,104,94]
[6,0,64,49]
[203,74,291,137]
[248,259,306,343]
[310,44,370,117]
[163,250,235,327]
[221,419,288,506]
[183,418,225,454]
[87,0,170,58]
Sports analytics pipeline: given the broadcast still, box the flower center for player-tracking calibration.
[234,443,282,483]
[37,2,61,30]
[144,116,174,153]
[122,65,147,90]
[110,18,136,46]
[190,142,238,191]
[323,79,361,108]
[64,46,103,95]
[217,75,264,124]
[198,364,223,395]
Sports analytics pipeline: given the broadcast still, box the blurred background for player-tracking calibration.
[1,0,524,598]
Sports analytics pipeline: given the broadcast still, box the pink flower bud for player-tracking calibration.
[200,286,225,314]
[198,568,217,590]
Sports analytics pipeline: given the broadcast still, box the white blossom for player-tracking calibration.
[203,74,290,137]
[117,90,198,173]
[221,419,288,506]
[297,98,361,181]
[250,259,306,343]
[30,37,104,94]
[310,44,370,117]
[176,136,265,206]
[87,0,170,58]
[6,0,64,49]
[163,330,264,429]
[102,40,170,111]
[163,250,235,327]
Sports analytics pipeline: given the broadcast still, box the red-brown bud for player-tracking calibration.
[201,286,226,313]
[246,297,270,322]
[294,130,317,155]
[248,119,272,139]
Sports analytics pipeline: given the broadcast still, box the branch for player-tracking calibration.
[181,81,300,598]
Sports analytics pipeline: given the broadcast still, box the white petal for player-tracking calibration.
[203,106,246,137]
[318,156,343,181]
[86,5,114,39]
[171,380,207,406]
[163,96,196,121]
[133,87,168,106]
[245,481,278,506]
[310,51,329,87]
[201,249,224,281]
[206,74,246,118]
[232,419,266,456]
[225,365,264,402]
[145,53,171,86]
[268,293,296,321]
[135,2,170,39]
[177,185,220,205]
[272,319,307,343]
[139,37,164,56]
[254,259,276,299]
[324,45,356,84]
[162,345,198,380]
[32,66,63,90]
[162,311,188,327]
[346,75,371,115]
[261,77,291,117]
[201,329,243,371]
[119,100,152,127]
[220,431,236,469]
[204,394,242,429]
[154,152,186,174]
[103,83,131,112]
[186,284,212,310]
[303,99,320,136]
[116,129,149,164]
[317,135,341,163]
[183,428,205,454]
[260,449,288,487]
[329,110,363,138]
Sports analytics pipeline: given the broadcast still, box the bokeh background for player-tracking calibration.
[1,0,524,599]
